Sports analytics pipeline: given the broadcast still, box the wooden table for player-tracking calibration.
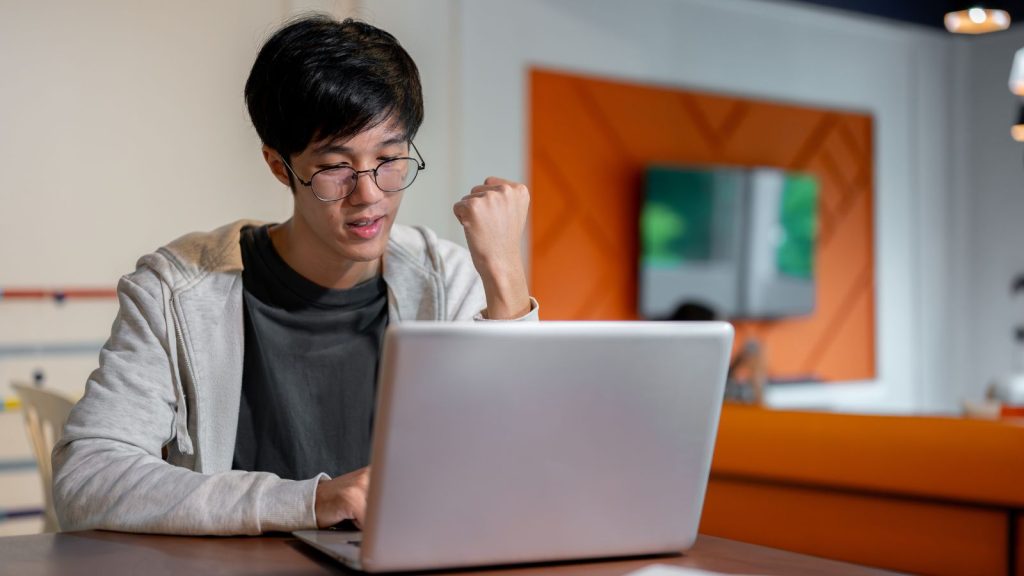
[0,531,899,575]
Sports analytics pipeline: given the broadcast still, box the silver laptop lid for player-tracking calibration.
[361,321,733,572]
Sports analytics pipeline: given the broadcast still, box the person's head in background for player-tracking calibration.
[244,15,424,285]
[667,301,717,322]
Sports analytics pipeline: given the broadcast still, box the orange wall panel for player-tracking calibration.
[529,69,876,381]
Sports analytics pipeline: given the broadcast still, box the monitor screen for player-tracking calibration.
[639,166,820,320]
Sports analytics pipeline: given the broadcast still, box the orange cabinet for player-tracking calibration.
[701,406,1024,575]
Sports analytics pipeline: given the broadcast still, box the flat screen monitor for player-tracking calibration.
[639,165,820,320]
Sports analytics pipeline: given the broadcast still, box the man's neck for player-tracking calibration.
[267,220,380,290]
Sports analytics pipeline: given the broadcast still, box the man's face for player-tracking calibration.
[278,120,410,265]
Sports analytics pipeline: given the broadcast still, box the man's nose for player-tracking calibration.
[347,170,383,205]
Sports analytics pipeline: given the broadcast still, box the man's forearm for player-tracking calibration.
[53,439,320,535]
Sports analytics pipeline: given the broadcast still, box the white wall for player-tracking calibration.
[961,27,1024,402]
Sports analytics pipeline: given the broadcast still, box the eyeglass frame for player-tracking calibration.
[279,141,426,203]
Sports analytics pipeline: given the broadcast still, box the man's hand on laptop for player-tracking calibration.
[453,176,532,320]
[315,466,370,529]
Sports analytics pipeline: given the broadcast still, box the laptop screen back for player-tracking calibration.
[360,321,733,572]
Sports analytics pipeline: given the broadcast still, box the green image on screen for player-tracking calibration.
[641,167,819,276]
[640,169,715,267]
[776,174,818,280]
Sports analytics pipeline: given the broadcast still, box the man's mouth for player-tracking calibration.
[346,215,385,239]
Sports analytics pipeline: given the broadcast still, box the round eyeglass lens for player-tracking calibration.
[310,166,357,201]
[376,158,419,192]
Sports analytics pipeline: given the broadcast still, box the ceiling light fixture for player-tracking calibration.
[1012,105,1024,142]
[1010,48,1024,95]
[945,5,1011,34]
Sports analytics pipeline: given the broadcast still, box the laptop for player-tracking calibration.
[294,321,734,572]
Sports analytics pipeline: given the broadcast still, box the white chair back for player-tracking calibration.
[11,383,76,533]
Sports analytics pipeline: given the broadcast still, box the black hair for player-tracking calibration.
[244,14,423,164]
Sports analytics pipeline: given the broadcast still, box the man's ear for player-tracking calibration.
[262,145,292,188]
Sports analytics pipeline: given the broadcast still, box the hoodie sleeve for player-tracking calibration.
[51,269,324,535]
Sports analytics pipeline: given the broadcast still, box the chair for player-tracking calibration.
[11,383,76,533]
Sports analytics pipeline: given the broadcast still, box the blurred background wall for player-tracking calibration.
[1,0,1023,534]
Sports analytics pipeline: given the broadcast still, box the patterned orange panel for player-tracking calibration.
[529,68,876,381]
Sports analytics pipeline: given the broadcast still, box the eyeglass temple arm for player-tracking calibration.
[278,155,314,187]
[411,141,426,170]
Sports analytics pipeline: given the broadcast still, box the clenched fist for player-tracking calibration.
[453,177,531,319]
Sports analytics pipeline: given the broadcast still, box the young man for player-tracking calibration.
[52,15,537,535]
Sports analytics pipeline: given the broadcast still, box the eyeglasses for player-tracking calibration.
[280,142,426,203]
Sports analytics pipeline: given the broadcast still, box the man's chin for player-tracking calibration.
[334,236,389,263]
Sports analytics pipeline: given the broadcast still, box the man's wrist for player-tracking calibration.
[479,263,531,320]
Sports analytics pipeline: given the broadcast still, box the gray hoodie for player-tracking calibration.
[52,220,538,535]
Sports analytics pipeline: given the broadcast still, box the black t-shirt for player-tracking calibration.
[232,224,388,480]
